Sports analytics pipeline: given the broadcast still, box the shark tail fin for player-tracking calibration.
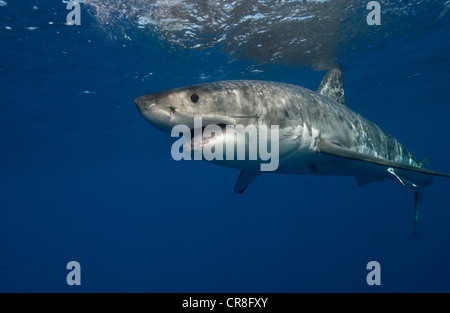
[318,140,450,234]
[413,188,424,235]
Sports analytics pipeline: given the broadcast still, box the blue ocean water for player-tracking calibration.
[1,0,449,292]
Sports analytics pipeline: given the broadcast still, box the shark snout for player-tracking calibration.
[135,96,160,115]
[135,96,147,113]
[135,94,175,133]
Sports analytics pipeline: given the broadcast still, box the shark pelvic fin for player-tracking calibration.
[317,67,346,106]
[234,170,260,194]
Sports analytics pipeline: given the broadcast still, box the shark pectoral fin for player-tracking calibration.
[355,175,385,187]
[234,170,260,194]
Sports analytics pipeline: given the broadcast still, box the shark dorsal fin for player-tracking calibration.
[317,67,346,106]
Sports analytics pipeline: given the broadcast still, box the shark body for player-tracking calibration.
[135,69,450,233]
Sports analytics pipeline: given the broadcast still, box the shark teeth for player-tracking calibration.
[189,124,227,147]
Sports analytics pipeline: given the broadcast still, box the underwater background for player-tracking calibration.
[1,0,450,292]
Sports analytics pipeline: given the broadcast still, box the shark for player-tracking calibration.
[135,68,450,233]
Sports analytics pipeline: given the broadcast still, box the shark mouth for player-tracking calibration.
[190,123,228,148]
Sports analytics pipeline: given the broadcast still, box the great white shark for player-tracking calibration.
[135,69,450,233]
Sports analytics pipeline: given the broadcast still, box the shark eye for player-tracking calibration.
[190,94,199,103]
